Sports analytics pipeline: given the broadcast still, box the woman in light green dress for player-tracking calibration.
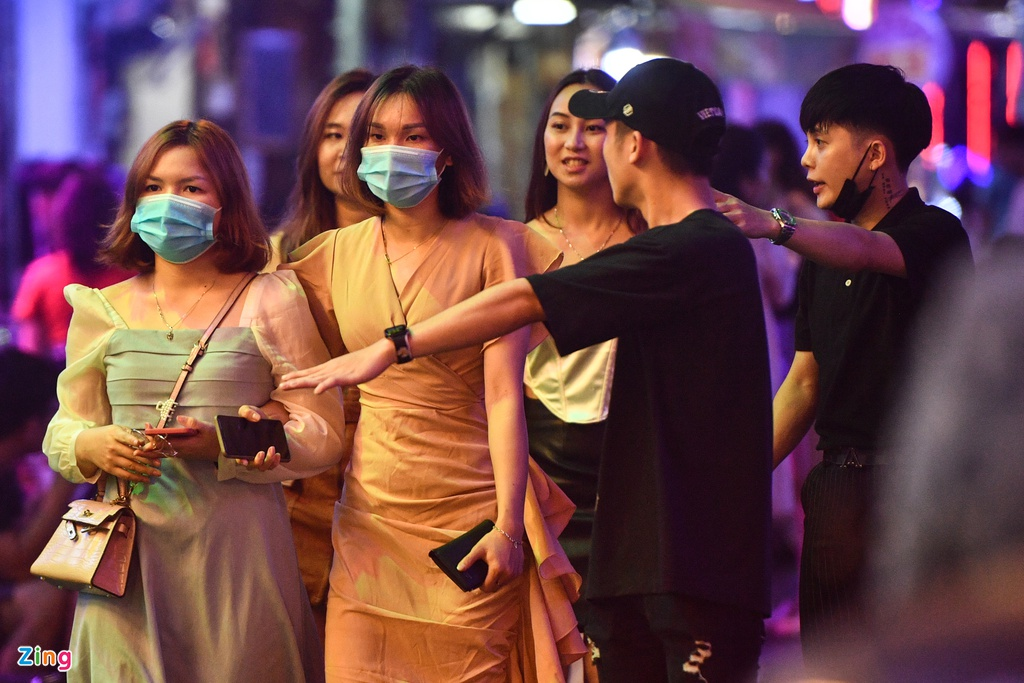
[43,120,345,682]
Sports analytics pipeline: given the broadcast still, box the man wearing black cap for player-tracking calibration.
[281,58,773,682]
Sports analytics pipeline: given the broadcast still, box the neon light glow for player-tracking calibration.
[936,145,968,191]
[1007,41,1022,125]
[815,0,842,14]
[966,40,992,178]
[512,0,577,26]
[600,49,664,82]
[921,82,945,170]
[841,0,875,30]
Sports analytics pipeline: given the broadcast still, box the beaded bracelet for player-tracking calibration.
[492,523,522,549]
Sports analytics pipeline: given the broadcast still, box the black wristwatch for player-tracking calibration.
[384,325,413,364]
[768,207,796,245]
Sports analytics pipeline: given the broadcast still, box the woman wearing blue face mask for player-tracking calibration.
[43,119,345,682]
[282,65,586,681]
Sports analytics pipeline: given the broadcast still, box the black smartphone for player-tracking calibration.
[428,520,494,592]
[215,415,291,463]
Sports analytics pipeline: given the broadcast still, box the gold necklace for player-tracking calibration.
[550,207,622,260]
[152,276,218,340]
[380,218,448,266]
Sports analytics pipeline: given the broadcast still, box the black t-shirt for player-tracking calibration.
[527,209,773,616]
[795,188,971,450]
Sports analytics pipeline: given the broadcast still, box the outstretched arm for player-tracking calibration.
[714,189,907,277]
[280,278,545,393]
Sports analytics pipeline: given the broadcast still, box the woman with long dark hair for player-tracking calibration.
[282,65,584,682]
[273,68,376,266]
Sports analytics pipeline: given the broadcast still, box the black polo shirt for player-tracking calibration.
[795,188,971,451]
[526,209,773,616]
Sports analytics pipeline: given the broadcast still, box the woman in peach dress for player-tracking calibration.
[283,65,584,682]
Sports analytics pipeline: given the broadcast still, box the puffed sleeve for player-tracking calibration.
[42,285,118,483]
[218,270,346,484]
[279,229,346,358]
[481,216,563,351]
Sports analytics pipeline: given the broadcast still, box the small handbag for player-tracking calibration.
[30,272,257,597]
[31,478,137,597]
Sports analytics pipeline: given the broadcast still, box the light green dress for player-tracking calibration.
[44,271,345,683]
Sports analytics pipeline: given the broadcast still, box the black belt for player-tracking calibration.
[822,447,882,468]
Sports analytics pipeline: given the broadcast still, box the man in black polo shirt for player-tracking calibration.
[282,58,773,682]
[715,64,971,670]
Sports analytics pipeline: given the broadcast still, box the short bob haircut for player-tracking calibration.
[102,119,270,273]
[525,69,645,233]
[278,68,375,258]
[800,63,932,173]
[339,65,488,219]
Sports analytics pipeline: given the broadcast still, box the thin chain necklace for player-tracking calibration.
[152,275,218,340]
[550,207,622,261]
[380,218,448,266]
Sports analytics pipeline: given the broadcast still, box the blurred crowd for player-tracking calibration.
[1,56,1023,683]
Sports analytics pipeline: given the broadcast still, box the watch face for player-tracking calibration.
[773,208,796,226]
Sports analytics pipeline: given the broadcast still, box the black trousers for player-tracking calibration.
[799,460,877,670]
[587,593,764,683]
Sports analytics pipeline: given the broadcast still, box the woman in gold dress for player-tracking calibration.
[283,65,584,682]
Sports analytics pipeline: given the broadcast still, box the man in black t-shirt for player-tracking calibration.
[282,59,773,682]
[715,64,971,671]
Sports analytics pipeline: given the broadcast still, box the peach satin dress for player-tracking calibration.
[287,215,585,682]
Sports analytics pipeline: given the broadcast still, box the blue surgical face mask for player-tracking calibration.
[130,194,218,264]
[357,145,443,209]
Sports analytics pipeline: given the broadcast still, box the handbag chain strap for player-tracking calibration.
[98,272,258,505]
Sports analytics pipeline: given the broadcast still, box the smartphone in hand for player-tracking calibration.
[428,520,494,591]
[215,415,291,462]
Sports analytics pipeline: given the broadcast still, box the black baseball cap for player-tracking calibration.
[569,58,726,157]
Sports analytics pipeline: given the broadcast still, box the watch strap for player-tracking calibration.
[768,207,796,245]
[385,325,413,364]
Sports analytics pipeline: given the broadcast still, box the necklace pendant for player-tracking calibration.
[166,330,174,341]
